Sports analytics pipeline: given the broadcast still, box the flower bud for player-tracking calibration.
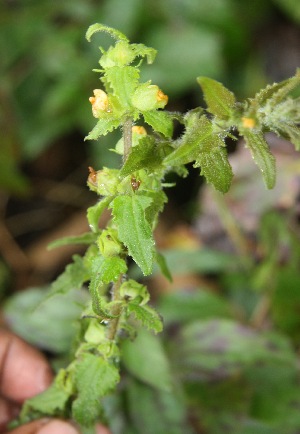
[131,83,168,111]
[242,117,256,129]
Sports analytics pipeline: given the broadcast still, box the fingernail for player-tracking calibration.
[37,420,79,434]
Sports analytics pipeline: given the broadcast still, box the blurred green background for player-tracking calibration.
[1,1,300,433]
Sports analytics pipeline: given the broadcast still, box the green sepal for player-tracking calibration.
[48,232,97,250]
[120,279,150,305]
[72,353,120,427]
[87,196,113,233]
[85,114,121,141]
[253,69,300,106]
[194,138,233,193]
[197,76,236,119]
[86,23,128,43]
[143,110,174,137]
[242,129,276,189]
[110,195,154,275]
[120,136,162,176]
[126,302,163,333]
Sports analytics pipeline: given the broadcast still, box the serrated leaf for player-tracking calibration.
[85,114,121,141]
[87,196,112,233]
[98,256,128,284]
[164,115,213,166]
[122,328,172,391]
[144,190,168,229]
[48,232,96,250]
[104,66,139,109]
[21,381,70,421]
[197,76,236,118]
[127,302,163,333]
[110,195,154,275]
[242,130,276,189]
[194,141,233,193]
[131,43,157,64]
[50,255,90,297]
[143,110,173,137]
[120,136,162,176]
[253,69,300,106]
[72,353,120,427]
[86,23,128,43]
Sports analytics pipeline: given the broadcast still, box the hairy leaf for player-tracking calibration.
[87,196,113,233]
[85,114,121,140]
[21,382,70,420]
[194,140,233,193]
[155,252,172,282]
[242,130,276,189]
[131,43,157,64]
[86,23,128,43]
[164,115,213,166]
[279,122,300,151]
[253,69,300,106]
[98,256,127,284]
[143,110,174,137]
[197,76,236,118]
[127,302,163,333]
[72,353,120,427]
[120,136,162,176]
[110,195,154,275]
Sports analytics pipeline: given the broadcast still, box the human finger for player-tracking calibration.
[6,419,80,434]
[0,330,53,403]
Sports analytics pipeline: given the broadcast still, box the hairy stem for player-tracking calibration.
[123,117,132,163]
[106,274,124,341]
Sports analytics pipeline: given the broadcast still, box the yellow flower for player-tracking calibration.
[132,126,147,135]
[89,89,109,118]
[242,117,256,129]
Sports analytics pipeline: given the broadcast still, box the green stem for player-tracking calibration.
[106,274,124,341]
[123,117,132,163]
[107,119,133,341]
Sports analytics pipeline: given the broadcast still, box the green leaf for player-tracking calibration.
[142,110,173,137]
[253,69,300,106]
[242,130,276,189]
[279,122,300,151]
[48,232,96,250]
[163,114,213,166]
[131,43,157,64]
[85,114,121,140]
[127,302,163,333]
[120,136,162,176]
[21,381,70,421]
[110,195,154,275]
[122,328,172,391]
[197,76,236,118]
[86,23,128,43]
[87,196,113,233]
[97,256,128,284]
[72,353,120,427]
[194,140,233,193]
[104,66,140,109]
[50,255,90,297]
